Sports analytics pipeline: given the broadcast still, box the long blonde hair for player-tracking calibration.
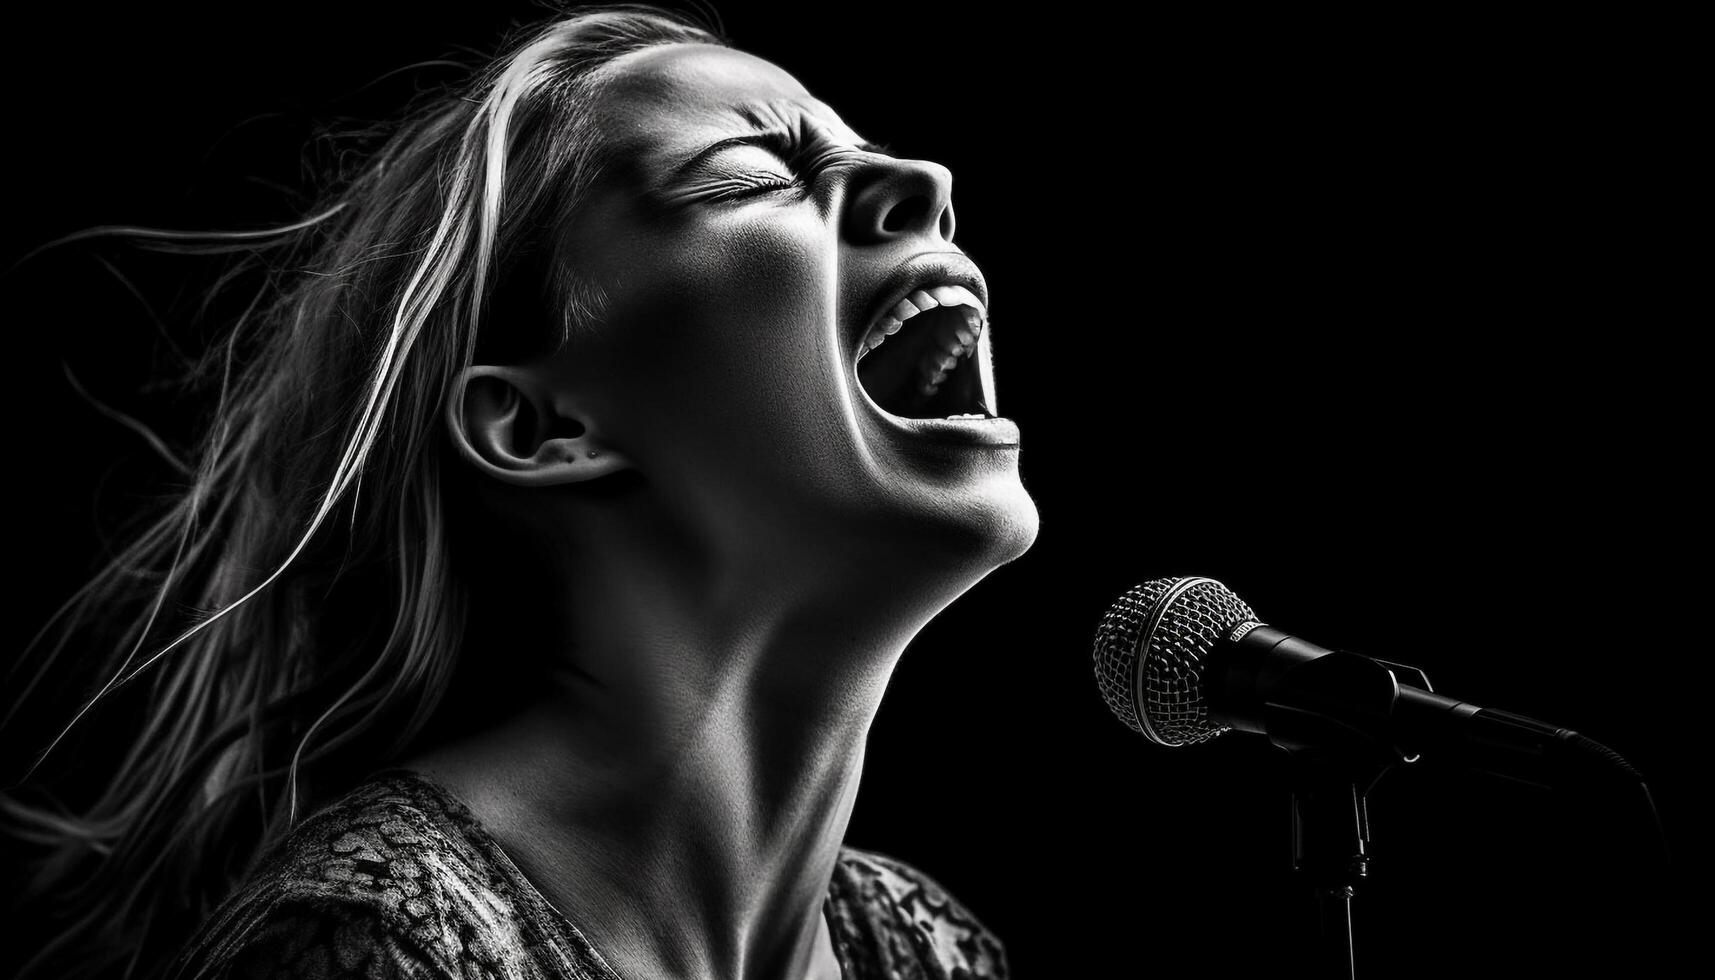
[1,6,723,977]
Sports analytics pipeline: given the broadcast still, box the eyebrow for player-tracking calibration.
[666,130,895,182]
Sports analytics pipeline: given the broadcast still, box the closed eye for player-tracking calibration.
[673,131,894,183]
[711,144,797,185]
[648,132,896,210]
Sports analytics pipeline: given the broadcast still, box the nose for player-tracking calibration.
[842,155,957,245]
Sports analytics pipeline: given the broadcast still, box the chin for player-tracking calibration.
[969,473,1041,569]
[885,467,1041,585]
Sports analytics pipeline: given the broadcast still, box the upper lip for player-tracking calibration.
[855,252,990,360]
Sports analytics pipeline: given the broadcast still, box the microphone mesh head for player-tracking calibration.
[1092,576,1258,747]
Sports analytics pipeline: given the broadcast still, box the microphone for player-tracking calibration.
[1091,576,1628,786]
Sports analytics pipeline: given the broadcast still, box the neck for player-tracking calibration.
[405,514,946,980]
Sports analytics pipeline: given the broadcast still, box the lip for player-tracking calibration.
[849,252,1017,449]
[856,398,1021,448]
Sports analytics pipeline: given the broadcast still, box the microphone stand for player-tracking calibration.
[1287,761,1383,980]
[1262,653,1436,980]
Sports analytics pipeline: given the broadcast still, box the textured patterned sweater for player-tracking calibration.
[166,770,1007,979]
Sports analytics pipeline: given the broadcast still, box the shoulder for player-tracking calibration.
[169,773,536,980]
[828,845,1010,980]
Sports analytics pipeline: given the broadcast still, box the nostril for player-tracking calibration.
[881,195,932,233]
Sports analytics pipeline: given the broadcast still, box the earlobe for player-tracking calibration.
[446,364,632,486]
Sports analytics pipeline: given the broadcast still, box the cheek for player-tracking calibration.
[580,208,854,484]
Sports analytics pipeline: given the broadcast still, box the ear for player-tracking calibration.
[445,364,632,486]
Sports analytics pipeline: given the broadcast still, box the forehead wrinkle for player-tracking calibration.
[737,97,851,135]
[585,47,871,194]
[592,50,793,152]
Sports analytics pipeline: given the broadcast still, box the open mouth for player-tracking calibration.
[855,284,994,420]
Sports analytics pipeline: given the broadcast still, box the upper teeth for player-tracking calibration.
[857,283,987,361]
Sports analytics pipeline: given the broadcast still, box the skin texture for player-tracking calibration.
[407,42,1038,980]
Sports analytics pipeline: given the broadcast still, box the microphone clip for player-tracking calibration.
[1261,651,1436,770]
[1263,652,1436,979]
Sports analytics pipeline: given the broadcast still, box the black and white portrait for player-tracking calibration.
[2,3,1688,978]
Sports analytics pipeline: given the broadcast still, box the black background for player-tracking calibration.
[3,2,1697,977]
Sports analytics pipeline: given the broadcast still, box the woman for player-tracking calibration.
[2,4,1038,979]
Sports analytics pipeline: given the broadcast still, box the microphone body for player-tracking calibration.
[1212,621,1579,785]
[1093,576,1583,786]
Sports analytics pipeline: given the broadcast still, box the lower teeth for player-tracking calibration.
[947,413,987,421]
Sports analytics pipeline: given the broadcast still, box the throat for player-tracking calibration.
[401,696,866,980]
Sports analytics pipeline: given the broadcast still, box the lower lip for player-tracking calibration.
[877,413,1020,447]
[854,379,1021,447]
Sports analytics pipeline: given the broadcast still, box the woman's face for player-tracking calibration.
[550,43,1037,594]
